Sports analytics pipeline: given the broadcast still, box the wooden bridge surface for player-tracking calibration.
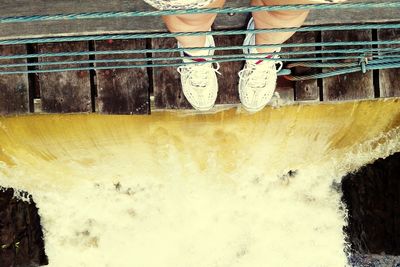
[0,2,400,266]
[1,0,399,40]
[0,0,400,115]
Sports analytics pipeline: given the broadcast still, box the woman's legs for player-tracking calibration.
[251,0,311,53]
[162,0,226,55]
[238,0,313,112]
[161,0,225,111]
[160,0,314,111]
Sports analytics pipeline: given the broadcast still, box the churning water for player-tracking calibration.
[0,99,399,267]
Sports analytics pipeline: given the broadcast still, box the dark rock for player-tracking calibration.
[0,188,48,267]
[342,152,400,255]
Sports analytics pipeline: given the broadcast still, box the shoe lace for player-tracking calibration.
[239,60,283,88]
[177,62,221,87]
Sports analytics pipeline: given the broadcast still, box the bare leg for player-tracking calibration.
[162,0,226,55]
[251,0,311,53]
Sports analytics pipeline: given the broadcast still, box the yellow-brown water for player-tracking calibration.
[0,99,399,267]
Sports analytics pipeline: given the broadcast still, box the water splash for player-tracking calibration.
[0,99,399,267]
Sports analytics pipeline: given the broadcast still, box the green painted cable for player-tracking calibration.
[1,54,400,69]
[1,23,400,45]
[285,61,400,81]
[1,2,399,24]
[2,47,399,61]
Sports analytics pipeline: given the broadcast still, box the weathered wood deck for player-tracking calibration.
[1,0,399,40]
[0,0,399,115]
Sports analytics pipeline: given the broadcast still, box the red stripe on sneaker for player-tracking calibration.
[192,58,207,62]
[183,52,207,62]
[256,54,273,65]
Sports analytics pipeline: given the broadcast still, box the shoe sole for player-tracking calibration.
[193,105,215,112]
[241,104,266,113]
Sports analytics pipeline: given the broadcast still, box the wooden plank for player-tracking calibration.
[95,39,150,114]
[37,42,91,113]
[283,32,319,102]
[0,45,30,115]
[152,38,191,109]
[214,35,242,104]
[378,29,400,98]
[322,30,374,101]
[266,32,319,106]
[0,0,164,41]
[1,0,399,40]
[293,33,319,102]
[275,78,295,105]
[275,36,296,105]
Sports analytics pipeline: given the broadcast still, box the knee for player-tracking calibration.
[268,9,309,21]
[252,0,309,21]
[163,13,216,31]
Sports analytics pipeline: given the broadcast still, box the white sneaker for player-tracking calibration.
[177,35,220,111]
[238,18,283,113]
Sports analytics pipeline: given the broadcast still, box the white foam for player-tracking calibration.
[0,102,398,267]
